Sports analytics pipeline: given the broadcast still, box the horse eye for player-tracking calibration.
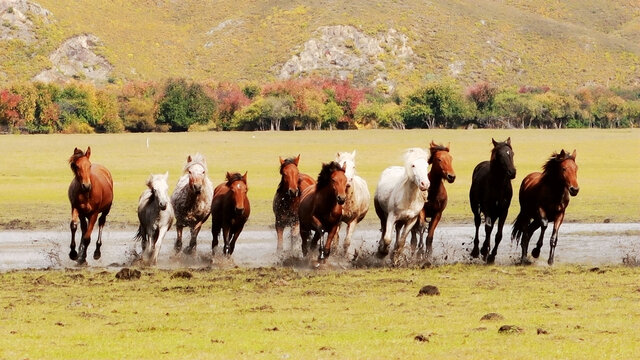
[412,164,415,168]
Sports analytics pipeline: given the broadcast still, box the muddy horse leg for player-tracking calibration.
[211,223,221,256]
[470,208,481,258]
[151,226,169,265]
[481,216,495,262]
[343,220,357,255]
[275,222,285,252]
[228,224,244,255]
[531,218,548,259]
[93,206,110,260]
[547,213,564,265]
[377,214,395,258]
[300,226,310,257]
[222,226,232,255]
[184,222,203,255]
[320,224,340,262]
[393,217,418,262]
[78,213,98,265]
[69,208,80,260]
[424,213,441,261]
[520,221,540,265]
[487,215,506,264]
[174,225,183,253]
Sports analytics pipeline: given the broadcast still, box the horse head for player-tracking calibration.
[147,172,170,210]
[491,137,516,179]
[404,148,430,191]
[318,162,348,205]
[185,154,207,194]
[558,149,579,196]
[429,141,456,184]
[279,155,301,198]
[227,172,248,214]
[70,146,92,192]
[335,150,357,184]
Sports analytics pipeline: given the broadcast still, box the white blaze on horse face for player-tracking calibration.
[410,158,430,191]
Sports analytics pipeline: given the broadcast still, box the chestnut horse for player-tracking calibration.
[469,138,516,264]
[298,162,348,263]
[211,172,251,256]
[68,147,113,265]
[512,150,579,265]
[410,142,456,260]
[272,155,316,252]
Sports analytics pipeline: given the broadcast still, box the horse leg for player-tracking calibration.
[425,213,442,261]
[152,226,169,265]
[291,222,300,250]
[184,222,203,255]
[211,224,221,256]
[330,225,341,254]
[548,213,564,265]
[343,220,356,256]
[78,213,98,265]
[377,214,395,258]
[481,217,495,262]
[320,225,340,262]
[275,223,285,252]
[520,221,540,265]
[470,208,481,258]
[174,225,183,253]
[229,224,244,255]
[487,215,506,264]
[93,207,110,260]
[393,217,418,262]
[222,226,232,256]
[69,208,79,260]
[300,227,310,256]
[531,218,548,259]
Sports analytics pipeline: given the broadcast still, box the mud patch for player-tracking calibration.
[418,285,440,296]
[115,268,141,280]
[480,313,504,321]
[170,270,193,279]
[498,325,523,334]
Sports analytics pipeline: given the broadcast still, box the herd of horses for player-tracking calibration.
[67,139,579,267]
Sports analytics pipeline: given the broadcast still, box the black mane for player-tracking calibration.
[225,172,245,186]
[279,157,298,174]
[542,150,575,178]
[317,161,344,188]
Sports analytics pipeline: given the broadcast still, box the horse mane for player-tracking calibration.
[69,148,86,164]
[317,161,343,188]
[542,150,575,177]
[183,153,207,174]
[403,148,429,172]
[279,157,298,174]
[225,172,245,186]
[428,143,449,164]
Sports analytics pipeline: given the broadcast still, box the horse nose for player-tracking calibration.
[81,183,91,192]
[192,184,202,193]
[235,207,244,215]
[509,170,516,179]
[287,189,297,197]
[447,174,456,183]
[419,181,428,191]
[159,202,167,210]
[569,186,580,196]
[337,195,346,205]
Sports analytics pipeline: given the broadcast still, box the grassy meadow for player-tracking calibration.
[1,265,639,359]
[0,129,638,230]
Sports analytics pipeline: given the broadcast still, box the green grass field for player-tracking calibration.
[1,265,639,359]
[0,129,638,230]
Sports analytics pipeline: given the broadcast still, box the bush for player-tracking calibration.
[157,79,215,132]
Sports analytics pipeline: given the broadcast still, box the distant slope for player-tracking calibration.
[1,0,638,91]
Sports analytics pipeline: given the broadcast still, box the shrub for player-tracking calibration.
[157,79,215,132]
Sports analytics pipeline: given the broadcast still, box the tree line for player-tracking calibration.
[1,78,638,134]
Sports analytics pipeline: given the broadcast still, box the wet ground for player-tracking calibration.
[0,223,638,271]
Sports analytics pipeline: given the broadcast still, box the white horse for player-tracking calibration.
[334,150,370,255]
[135,172,174,265]
[171,153,213,255]
[374,148,430,261]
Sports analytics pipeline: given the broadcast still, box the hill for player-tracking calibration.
[1,0,639,92]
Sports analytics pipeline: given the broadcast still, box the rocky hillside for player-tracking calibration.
[0,0,639,91]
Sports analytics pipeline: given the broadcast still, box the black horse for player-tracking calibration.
[469,138,516,264]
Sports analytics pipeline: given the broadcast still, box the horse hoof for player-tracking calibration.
[487,254,496,264]
[93,251,101,260]
[520,257,532,266]
[69,250,78,261]
[183,246,194,256]
[547,258,554,266]
[470,248,479,258]
[531,248,540,258]
[76,259,88,267]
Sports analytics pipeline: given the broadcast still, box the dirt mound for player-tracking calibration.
[115,268,141,280]
[417,285,440,296]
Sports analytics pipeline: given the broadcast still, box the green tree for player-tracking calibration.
[157,79,215,131]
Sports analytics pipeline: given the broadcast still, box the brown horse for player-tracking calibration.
[211,172,251,256]
[410,142,456,260]
[68,147,113,265]
[273,155,316,252]
[512,149,579,265]
[298,161,348,263]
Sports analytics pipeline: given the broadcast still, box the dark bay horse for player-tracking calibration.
[298,162,348,263]
[273,155,316,252]
[469,138,516,264]
[211,172,251,256]
[68,147,113,265]
[410,142,456,260]
[512,149,579,265]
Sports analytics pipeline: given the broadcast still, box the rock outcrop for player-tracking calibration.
[0,0,52,43]
[279,25,415,92]
[33,34,113,83]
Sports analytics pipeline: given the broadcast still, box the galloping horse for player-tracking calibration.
[334,150,370,255]
[374,148,430,261]
[410,142,456,260]
[512,149,579,265]
[171,153,213,255]
[298,162,348,262]
[135,172,174,265]
[272,155,316,252]
[469,138,516,264]
[211,172,251,256]
[68,147,113,265]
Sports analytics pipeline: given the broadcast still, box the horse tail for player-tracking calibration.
[134,224,145,242]
[511,212,527,246]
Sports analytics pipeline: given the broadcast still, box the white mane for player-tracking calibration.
[183,153,208,174]
[403,147,430,174]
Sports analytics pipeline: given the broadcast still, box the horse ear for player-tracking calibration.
[351,150,356,158]
[187,155,192,163]
[430,140,437,148]
[225,172,232,181]
[242,171,248,183]
[571,149,577,159]
[341,162,347,171]
[85,146,91,159]
[446,142,451,151]
[506,137,511,146]
[559,149,566,158]
[146,174,153,186]
[279,156,285,165]
[294,154,300,166]
[492,138,498,146]
[164,171,169,181]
